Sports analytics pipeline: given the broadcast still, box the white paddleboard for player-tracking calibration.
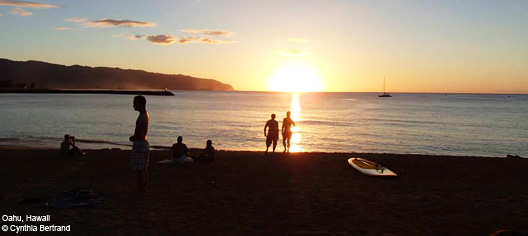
[348,157,397,177]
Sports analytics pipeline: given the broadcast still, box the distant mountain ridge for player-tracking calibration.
[0,58,234,91]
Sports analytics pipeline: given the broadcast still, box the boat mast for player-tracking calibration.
[383,77,386,94]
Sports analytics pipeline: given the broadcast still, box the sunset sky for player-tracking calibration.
[1,0,527,93]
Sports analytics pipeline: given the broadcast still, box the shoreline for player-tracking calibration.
[0,145,511,159]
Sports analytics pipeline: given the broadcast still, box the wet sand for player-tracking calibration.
[0,148,527,235]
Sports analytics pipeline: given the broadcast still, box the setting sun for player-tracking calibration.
[268,62,324,92]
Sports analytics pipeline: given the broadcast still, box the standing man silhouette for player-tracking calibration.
[129,95,150,194]
[282,111,296,153]
[264,113,279,154]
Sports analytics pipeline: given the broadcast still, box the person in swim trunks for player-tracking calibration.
[264,113,279,154]
[281,111,295,153]
[129,95,150,194]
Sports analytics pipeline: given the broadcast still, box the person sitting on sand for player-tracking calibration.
[60,134,85,157]
[171,136,193,163]
[195,139,215,162]
[264,113,279,155]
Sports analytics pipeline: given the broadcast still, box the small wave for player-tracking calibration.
[75,139,129,147]
[0,137,21,142]
[5,135,133,148]
[149,145,171,150]
[362,118,444,126]
[299,120,348,126]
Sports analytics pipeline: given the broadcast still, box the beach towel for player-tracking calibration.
[43,190,108,209]
[158,155,193,164]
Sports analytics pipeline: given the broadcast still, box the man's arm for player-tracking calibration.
[264,121,269,136]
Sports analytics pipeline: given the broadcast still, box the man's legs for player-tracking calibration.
[283,135,287,152]
[136,170,143,192]
[284,132,292,153]
[136,169,148,193]
[143,169,148,193]
[72,146,85,156]
[286,137,291,152]
[265,138,271,154]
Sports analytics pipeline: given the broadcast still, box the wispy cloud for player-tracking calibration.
[0,0,58,8]
[10,7,32,16]
[112,32,125,38]
[65,18,88,23]
[170,36,236,44]
[113,33,144,41]
[284,38,311,43]
[85,19,156,28]
[182,29,235,37]
[198,38,236,44]
[66,18,156,28]
[53,27,73,31]
[146,35,175,45]
[274,49,312,57]
[141,34,236,45]
[127,34,144,41]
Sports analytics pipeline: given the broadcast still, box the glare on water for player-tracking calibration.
[289,93,302,152]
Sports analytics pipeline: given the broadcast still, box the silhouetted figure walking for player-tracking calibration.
[264,113,279,154]
[282,111,295,153]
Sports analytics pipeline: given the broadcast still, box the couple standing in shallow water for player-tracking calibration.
[264,111,296,154]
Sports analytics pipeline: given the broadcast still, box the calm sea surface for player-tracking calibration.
[0,91,526,157]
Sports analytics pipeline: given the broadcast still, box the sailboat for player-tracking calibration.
[378,77,392,97]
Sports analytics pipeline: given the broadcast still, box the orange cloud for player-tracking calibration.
[146,35,175,45]
[66,18,156,28]
[127,34,144,41]
[84,19,156,28]
[182,29,235,37]
[53,27,72,31]
[65,18,88,23]
[0,0,58,8]
[10,8,32,16]
[141,34,235,45]
[198,38,236,44]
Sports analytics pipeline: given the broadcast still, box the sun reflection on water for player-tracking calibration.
[289,93,302,152]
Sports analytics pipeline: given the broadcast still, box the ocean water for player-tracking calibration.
[0,91,526,157]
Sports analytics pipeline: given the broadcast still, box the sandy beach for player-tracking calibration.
[0,148,526,235]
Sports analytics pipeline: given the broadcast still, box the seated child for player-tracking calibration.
[195,139,215,162]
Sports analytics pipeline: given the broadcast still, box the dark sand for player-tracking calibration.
[0,148,527,235]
